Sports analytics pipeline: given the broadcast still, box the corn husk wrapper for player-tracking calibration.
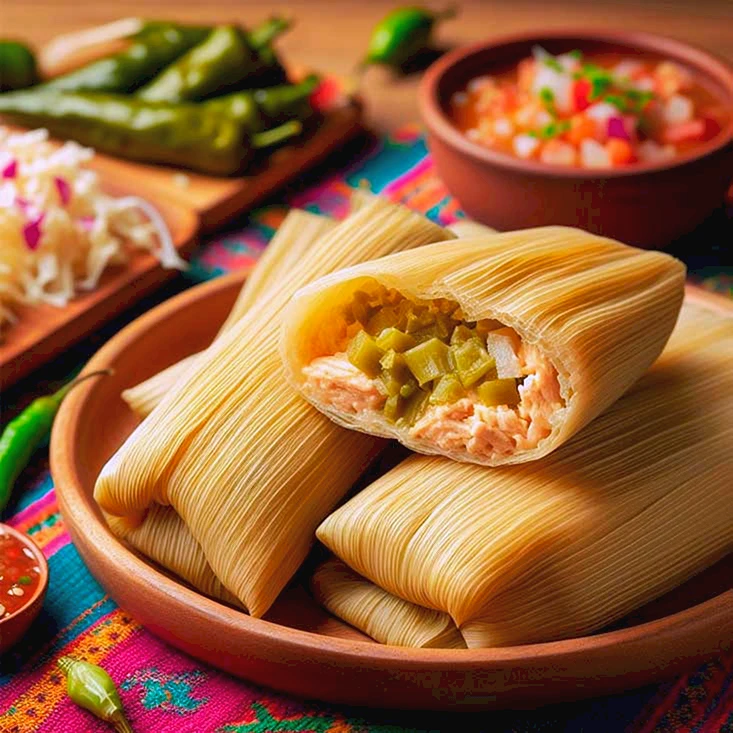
[312,558,465,648]
[281,227,685,466]
[317,300,733,647]
[107,210,337,601]
[105,507,242,607]
[94,196,453,617]
[447,220,497,238]
[122,211,337,418]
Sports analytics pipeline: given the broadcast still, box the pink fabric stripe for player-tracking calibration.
[7,490,57,528]
[36,631,256,732]
[381,156,432,197]
[43,533,71,559]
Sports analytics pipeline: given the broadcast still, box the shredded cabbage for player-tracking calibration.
[0,127,186,339]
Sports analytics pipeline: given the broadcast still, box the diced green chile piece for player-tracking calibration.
[404,308,435,333]
[403,338,453,386]
[347,331,384,378]
[429,374,466,405]
[450,324,475,345]
[375,327,416,352]
[383,394,404,421]
[477,379,520,407]
[398,388,430,426]
[452,337,496,387]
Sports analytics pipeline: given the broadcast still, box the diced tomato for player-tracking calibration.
[572,78,592,112]
[567,114,597,145]
[606,138,635,165]
[517,58,536,92]
[661,118,706,144]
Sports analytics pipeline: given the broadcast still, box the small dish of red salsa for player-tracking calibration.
[450,47,727,168]
[0,524,44,620]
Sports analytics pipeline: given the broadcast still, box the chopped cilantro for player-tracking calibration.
[526,130,539,138]
[539,120,571,139]
[569,49,583,59]
[539,87,555,103]
[544,57,564,73]
[604,94,628,111]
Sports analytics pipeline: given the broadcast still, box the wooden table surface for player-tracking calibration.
[5,0,733,133]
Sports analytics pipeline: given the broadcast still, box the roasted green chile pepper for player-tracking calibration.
[0,40,38,92]
[207,74,319,129]
[58,656,133,733]
[40,24,209,93]
[362,5,456,69]
[0,89,301,175]
[137,26,262,103]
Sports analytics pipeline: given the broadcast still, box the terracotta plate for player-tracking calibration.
[50,273,733,711]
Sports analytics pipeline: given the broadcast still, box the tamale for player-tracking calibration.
[95,196,452,617]
[281,227,685,466]
[312,558,465,648]
[317,301,733,647]
[111,210,337,591]
[122,210,337,417]
[106,507,241,608]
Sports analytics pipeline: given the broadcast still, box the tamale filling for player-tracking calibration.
[302,282,564,460]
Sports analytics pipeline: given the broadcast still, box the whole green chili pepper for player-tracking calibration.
[0,371,110,514]
[136,25,263,103]
[58,656,133,733]
[207,74,319,130]
[245,16,292,51]
[0,89,302,174]
[362,5,456,69]
[0,40,38,92]
[39,25,210,94]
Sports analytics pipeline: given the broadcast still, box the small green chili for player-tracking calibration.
[0,370,111,514]
[58,656,133,733]
[362,5,457,69]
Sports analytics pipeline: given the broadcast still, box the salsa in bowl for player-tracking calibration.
[419,30,733,247]
[0,523,48,652]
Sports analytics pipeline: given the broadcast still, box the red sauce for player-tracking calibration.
[0,528,42,618]
[450,49,728,168]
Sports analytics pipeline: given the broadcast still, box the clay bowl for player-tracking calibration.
[50,272,733,710]
[419,29,733,248]
[0,524,49,653]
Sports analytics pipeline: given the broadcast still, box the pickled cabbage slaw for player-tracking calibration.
[0,127,185,336]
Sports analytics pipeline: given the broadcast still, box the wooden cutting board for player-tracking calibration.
[0,77,363,389]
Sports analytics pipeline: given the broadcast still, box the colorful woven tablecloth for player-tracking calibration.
[1,126,731,733]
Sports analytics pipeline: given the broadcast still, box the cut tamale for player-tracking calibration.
[281,227,685,466]
[95,196,453,617]
[317,300,733,647]
[122,210,337,417]
[312,558,465,648]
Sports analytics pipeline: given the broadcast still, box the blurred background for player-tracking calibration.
[6,0,732,132]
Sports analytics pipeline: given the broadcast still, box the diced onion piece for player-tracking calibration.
[486,329,522,379]
[540,140,577,166]
[512,134,540,159]
[1,158,17,179]
[663,94,694,125]
[54,176,72,205]
[23,215,44,251]
[493,118,514,137]
[580,139,612,168]
[607,116,630,141]
[637,140,675,163]
[613,60,643,80]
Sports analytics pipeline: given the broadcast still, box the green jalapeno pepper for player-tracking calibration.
[362,5,456,69]
[58,656,133,733]
[0,371,110,515]
[0,40,38,92]
[0,89,301,175]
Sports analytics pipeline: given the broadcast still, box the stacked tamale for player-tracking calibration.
[95,193,732,648]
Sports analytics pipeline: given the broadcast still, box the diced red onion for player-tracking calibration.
[78,216,95,231]
[54,176,72,205]
[607,116,630,141]
[14,196,31,213]
[23,214,45,251]
[1,158,17,179]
